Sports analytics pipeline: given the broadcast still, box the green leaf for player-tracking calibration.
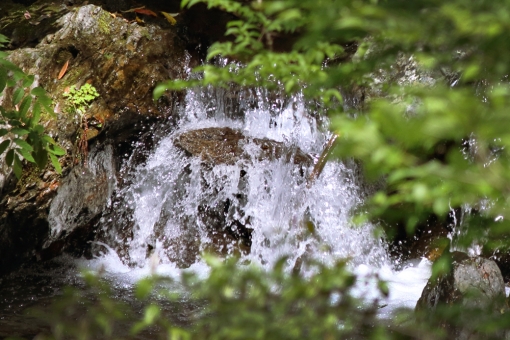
[12,153,22,179]
[22,74,34,88]
[12,87,24,106]
[14,138,34,152]
[49,153,62,174]
[42,135,57,145]
[153,83,170,100]
[17,147,35,163]
[0,140,10,155]
[18,95,32,119]
[5,149,14,166]
[39,97,55,117]
[0,59,23,74]
[135,278,154,300]
[33,147,48,169]
[47,144,66,156]
[11,128,29,136]
[131,304,160,335]
[31,102,41,127]
[33,124,44,134]
[0,68,7,93]
[30,86,46,97]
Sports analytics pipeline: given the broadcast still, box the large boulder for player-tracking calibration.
[0,3,187,274]
[416,253,507,339]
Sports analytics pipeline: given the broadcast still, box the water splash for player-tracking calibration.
[95,86,390,274]
[39,85,431,316]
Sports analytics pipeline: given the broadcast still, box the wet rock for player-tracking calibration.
[416,253,507,339]
[175,127,314,167]
[0,164,60,275]
[382,207,456,268]
[41,144,116,258]
[488,251,510,283]
[7,4,185,143]
[0,3,187,274]
[0,0,69,49]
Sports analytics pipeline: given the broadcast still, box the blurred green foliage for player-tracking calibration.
[26,257,510,339]
[155,0,510,254]
[0,34,65,177]
[155,0,510,337]
[27,258,406,340]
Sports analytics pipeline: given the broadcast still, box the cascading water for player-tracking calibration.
[0,83,432,338]
[81,84,431,314]
[97,86,385,269]
[0,58,436,337]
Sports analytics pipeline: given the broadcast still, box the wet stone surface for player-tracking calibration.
[175,127,313,168]
[416,253,507,339]
[0,3,188,275]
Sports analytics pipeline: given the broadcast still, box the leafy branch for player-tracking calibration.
[0,34,65,177]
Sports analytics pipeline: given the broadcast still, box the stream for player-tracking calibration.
[0,84,432,337]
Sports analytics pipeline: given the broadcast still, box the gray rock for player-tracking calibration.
[416,253,507,339]
[0,4,187,274]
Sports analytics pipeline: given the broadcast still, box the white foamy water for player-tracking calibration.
[49,86,431,314]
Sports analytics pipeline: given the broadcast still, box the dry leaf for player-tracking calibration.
[134,8,157,17]
[161,11,177,25]
[135,15,144,24]
[57,59,70,80]
[122,6,146,13]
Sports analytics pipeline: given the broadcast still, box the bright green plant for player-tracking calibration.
[63,83,100,166]
[0,33,65,177]
[63,83,100,115]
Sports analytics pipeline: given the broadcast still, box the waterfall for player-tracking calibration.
[93,86,390,273]
[41,85,430,315]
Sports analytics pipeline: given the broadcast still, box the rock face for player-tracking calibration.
[0,3,188,275]
[175,127,314,167]
[416,253,507,339]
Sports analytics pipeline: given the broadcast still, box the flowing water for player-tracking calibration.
[102,86,389,270]
[87,85,431,313]
[0,84,432,337]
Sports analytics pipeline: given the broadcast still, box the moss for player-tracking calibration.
[16,163,42,192]
[97,10,111,35]
[141,28,152,40]
[56,50,73,65]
